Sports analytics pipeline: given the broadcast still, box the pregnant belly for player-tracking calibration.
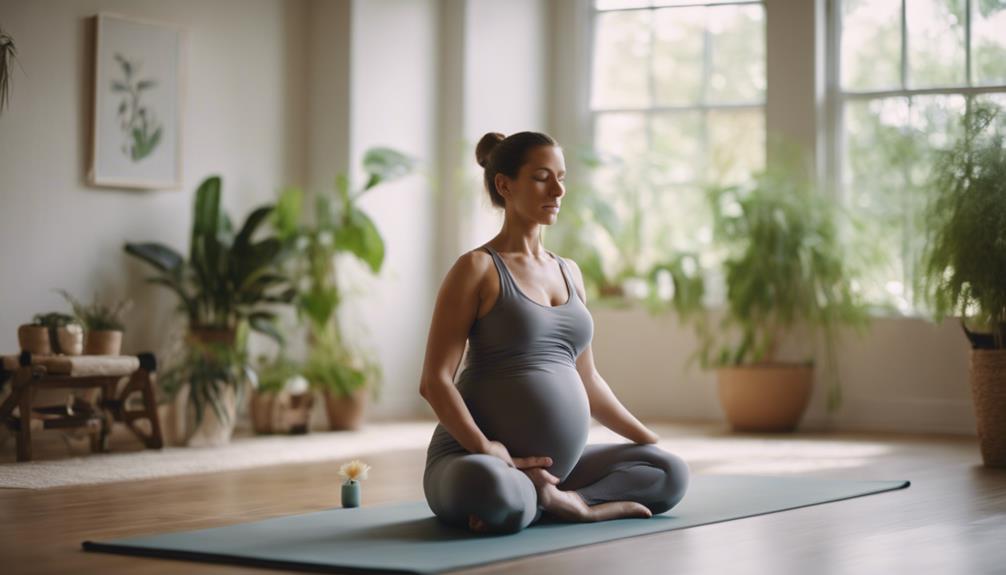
[458,363,591,481]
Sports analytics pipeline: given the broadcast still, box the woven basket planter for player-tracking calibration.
[969,349,1006,468]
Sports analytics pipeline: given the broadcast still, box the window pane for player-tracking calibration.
[596,0,651,10]
[843,95,966,311]
[841,0,902,91]
[907,0,966,88]
[973,1,1006,85]
[593,112,648,208]
[592,11,652,109]
[653,7,704,106]
[640,184,710,269]
[708,108,764,184]
[651,111,704,184]
[707,4,765,103]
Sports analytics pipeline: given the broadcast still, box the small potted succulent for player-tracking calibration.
[29,312,84,356]
[59,290,131,355]
[338,459,371,508]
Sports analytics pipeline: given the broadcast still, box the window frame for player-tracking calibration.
[825,0,1006,317]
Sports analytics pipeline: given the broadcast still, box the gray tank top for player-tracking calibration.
[425,245,595,474]
[460,245,594,378]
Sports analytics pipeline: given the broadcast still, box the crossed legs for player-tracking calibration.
[423,443,690,534]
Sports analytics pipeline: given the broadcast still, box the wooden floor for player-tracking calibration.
[2,421,1004,575]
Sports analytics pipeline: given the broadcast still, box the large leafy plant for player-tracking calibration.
[124,175,295,343]
[918,100,1006,349]
[273,147,415,398]
[694,156,872,411]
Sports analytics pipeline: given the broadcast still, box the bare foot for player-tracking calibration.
[537,482,653,523]
[468,513,489,533]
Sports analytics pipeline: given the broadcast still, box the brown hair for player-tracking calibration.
[475,131,558,209]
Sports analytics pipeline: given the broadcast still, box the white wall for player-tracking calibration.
[337,0,440,420]
[0,0,308,357]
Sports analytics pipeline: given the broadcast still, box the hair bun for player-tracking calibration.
[475,132,505,168]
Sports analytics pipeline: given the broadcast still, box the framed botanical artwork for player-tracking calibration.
[89,13,185,189]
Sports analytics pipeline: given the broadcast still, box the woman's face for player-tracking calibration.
[498,145,566,225]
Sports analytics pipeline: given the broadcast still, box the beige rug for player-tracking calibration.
[0,421,438,490]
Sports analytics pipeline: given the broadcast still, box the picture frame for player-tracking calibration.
[89,13,185,189]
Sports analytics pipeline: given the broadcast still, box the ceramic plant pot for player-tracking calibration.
[717,363,814,432]
[323,387,368,431]
[84,330,122,355]
[17,325,51,355]
[56,324,84,355]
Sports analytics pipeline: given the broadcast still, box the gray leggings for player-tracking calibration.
[423,442,690,534]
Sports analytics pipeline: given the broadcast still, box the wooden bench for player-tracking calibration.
[0,352,163,462]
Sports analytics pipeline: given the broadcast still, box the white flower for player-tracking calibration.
[338,459,371,483]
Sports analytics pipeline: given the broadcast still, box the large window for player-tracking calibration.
[588,0,766,285]
[835,0,1006,314]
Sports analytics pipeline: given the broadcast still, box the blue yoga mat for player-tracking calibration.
[83,474,909,574]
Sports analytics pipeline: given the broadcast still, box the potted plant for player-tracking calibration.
[917,101,1006,467]
[125,175,295,444]
[58,290,131,355]
[671,152,872,432]
[250,354,313,435]
[273,148,414,429]
[30,312,84,356]
[17,317,52,355]
[303,326,380,431]
[159,329,254,447]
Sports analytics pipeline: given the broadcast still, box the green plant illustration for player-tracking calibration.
[112,52,161,161]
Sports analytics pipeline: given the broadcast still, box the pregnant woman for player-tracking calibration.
[420,131,690,534]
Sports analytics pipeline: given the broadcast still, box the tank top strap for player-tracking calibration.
[547,250,576,298]
[482,245,518,298]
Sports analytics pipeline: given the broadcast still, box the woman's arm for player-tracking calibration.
[419,251,494,455]
[564,258,660,445]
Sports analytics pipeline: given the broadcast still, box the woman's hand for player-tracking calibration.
[482,440,554,470]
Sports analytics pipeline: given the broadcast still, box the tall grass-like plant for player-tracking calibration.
[58,290,131,332]
[918,101,1006,348]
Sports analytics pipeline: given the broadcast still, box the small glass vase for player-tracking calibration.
[341,480,361,508]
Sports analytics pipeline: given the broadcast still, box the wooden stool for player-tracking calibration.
[0,352,164,462]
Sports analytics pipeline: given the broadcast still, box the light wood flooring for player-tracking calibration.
[2,421,1004,575]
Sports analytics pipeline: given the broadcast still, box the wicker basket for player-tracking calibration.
[970,349,1006,468]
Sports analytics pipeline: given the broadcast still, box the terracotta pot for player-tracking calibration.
[250,390,314,435]
[84,330,122,355]
[56,325,84,355]
[323,387,368,431]
[969,349,1006,468]
[17,325,51,355]
[717,363,814,432]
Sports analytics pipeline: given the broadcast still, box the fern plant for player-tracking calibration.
[917,101,1006,349]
